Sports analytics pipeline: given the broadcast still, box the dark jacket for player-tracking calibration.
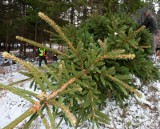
[141,15,158,34]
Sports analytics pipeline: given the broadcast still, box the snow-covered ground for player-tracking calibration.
[0,64,160,129]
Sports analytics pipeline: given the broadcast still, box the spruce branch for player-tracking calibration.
[140,45,151,49]
[38,12,84,70]
[23,105,46,129]
[131,26,145,38]
[2,52,54,92]
[46,70,86,100]
[42,65,59,84]
[29,103,50,129]
[37,68,55,91]
[124,26,145,49]
[29,101,50,128]
[89,90,96,120]
[94,53,135,65]
[107,54,135,59]
[60,87,82,95]
[48,100,77,126]
[105,74,141,97]
[132,26,145,42]
[0,83,36,103]
[98,39,107,55]
[16,36,66,56]
[23,114,38,129]
[44,29,55,35]
[3,108,35,129]
[46,77,77,100]
[46,105,56,129]
[2,52,46,92]
[37,110,50,129]
[58,63,63,84]
[7,78,32,86]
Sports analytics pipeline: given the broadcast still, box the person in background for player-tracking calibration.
[141,10,158,35]
[141,10,158,54]
[38,47,47,67]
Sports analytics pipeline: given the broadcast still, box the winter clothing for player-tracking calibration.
[140,11,158,53]
[141,13,158,34]
[38,48,47,66]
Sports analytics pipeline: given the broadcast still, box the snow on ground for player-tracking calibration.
[0,63,160,129]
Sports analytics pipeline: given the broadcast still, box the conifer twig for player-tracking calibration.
[105,74,141,97]
[3,52,54,92]
[46,70,87,100]
[2,52,47,92]
[16,36,66,56]
[46,105,56,129]
[0,83,36,103]
[124,26,145,48]
[44,29,55,35]
[46,77,77,100]
[3,108,36,129]
[48,100,77,125]
[98,39,107,55]
[7,78,32,86]
[38,12,84,70]
[94,53,135,65]
[38,110,50,129]
[140,45,151,48]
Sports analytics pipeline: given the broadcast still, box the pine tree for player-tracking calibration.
[0,12,159,129]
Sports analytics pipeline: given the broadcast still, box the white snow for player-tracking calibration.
[0,63,159,129]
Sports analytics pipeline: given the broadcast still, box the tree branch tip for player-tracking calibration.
[2,52,10,58]
[38,12,45,17]
[16,36,24,41]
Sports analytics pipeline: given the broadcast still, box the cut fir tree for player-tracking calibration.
[1,12,159,129]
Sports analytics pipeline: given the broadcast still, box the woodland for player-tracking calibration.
[0,0,160,55]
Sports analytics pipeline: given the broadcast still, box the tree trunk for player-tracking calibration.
[70,7,74,24]
[5,20,10,53]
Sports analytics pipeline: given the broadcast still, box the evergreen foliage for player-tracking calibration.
[1,12,159,129]
[63,13,159,83]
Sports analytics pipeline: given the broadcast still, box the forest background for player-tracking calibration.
[0,0,160,56]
